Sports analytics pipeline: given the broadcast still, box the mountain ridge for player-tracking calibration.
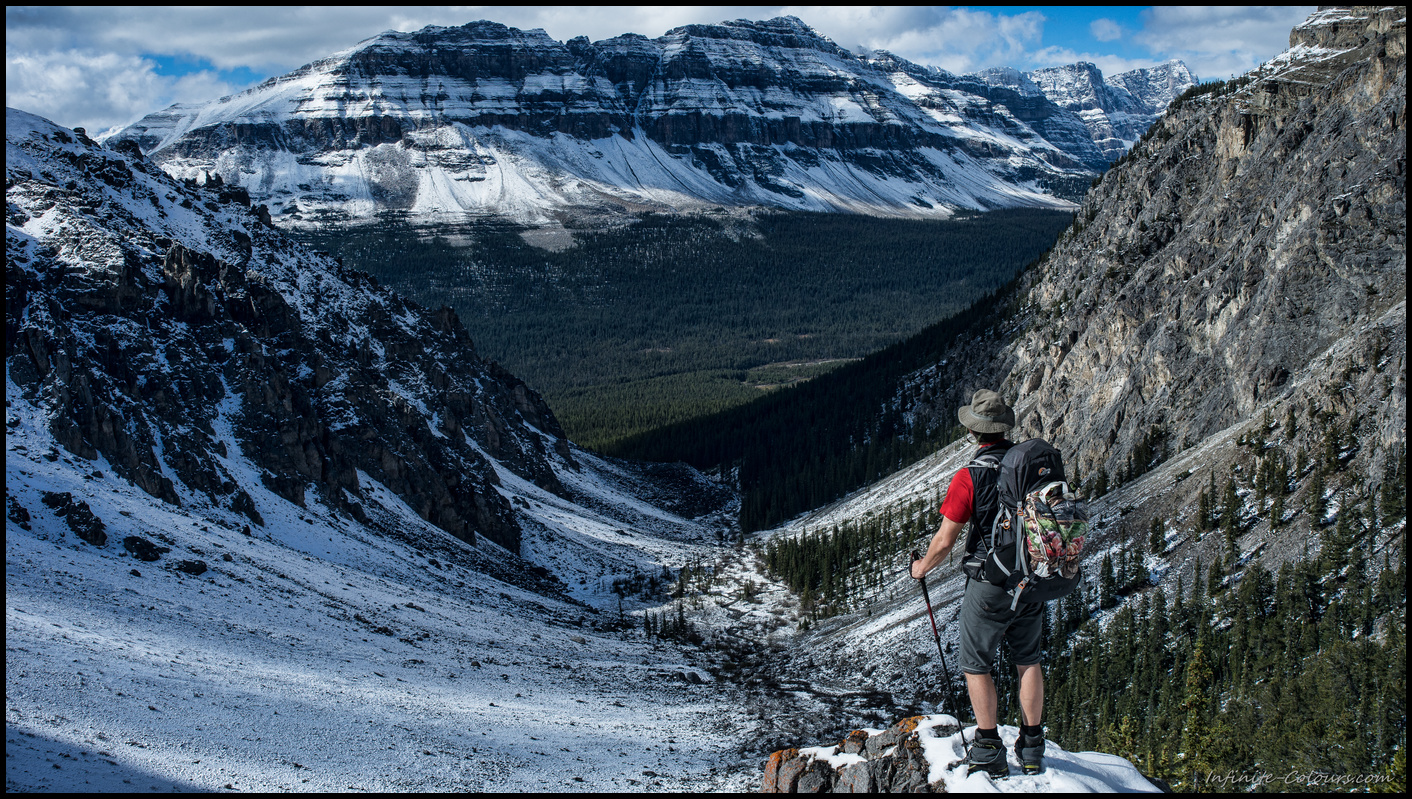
[105,16,1193,227]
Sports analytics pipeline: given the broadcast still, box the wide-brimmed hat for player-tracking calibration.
[957,389,1015,434]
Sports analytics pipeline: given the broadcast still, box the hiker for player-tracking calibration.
[910,389,1046,778]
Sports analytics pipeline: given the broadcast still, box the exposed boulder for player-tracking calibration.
[762,716,955,793]
[40,490,107,546]
[123,535,170,562]
[172,559,208,576]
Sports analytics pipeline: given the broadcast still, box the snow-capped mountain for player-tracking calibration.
[981,60,1198,161]
[105,17,1193,227]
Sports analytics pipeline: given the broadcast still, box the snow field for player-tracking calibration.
[5,372,753,792]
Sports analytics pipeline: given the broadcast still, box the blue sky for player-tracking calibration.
[6,6,1316,135]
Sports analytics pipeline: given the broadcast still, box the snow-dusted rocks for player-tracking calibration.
[981,60,1197,163]
[763,716,1163,792]
[7,105,590,556]
[105,17,1192,227]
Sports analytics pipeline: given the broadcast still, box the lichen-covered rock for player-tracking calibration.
[762,747,804,792]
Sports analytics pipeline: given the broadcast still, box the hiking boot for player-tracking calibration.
[965,736,1009,779]
[1015,732,1045,775]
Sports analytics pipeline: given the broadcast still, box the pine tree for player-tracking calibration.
[1100,553,1118,609]
[1094,465,1110,498]
[1221,474,1241,555]
[1149,516,1165,554]
[1372,745,1406,794]
[1307,468,1327,524]
[1381,450,1407,521]
[1323,419,1342,473]
[1178,638,1215,790]
[1321,502,1356,573]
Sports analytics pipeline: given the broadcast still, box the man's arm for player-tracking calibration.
[910,515,966,579]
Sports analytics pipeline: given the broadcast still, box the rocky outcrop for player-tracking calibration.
[762,716,956,793]
[1025,61,1198,162]
[106,17,1190,224]
[7,107,581,555]
[896,6,1404,531]
[40,491,107,546]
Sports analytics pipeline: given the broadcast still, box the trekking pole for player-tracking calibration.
[911,550,969,749]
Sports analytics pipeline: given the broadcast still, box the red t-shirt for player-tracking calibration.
[939,442,1005,524]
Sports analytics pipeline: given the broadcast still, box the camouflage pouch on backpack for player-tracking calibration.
[1019,481,1087,579]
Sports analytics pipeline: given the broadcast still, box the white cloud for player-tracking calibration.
[5,48,242,135]
[779,6,1046,74]
[1090,18,1124,43]
[1136,5,1316,80]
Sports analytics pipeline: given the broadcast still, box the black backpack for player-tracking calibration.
[962,439,1088,609]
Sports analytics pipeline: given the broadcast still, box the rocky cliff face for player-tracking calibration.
[902,5,1405,526]
[6,107,582,555]
[105,17,1191,226]
[981,60,1196,163]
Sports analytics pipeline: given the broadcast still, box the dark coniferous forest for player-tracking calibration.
[612,267,1023,532]
[294,209,1071,449]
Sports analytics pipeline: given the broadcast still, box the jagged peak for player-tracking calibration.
[1031,60,1105,81]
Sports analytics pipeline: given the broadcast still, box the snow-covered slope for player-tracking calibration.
[5,106,757,790]
[105,17,1191,227]
[5,396,738,791]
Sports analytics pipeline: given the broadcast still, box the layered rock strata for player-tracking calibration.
[107,17,1192,224]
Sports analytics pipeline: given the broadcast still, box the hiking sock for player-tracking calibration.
[977,727,1001,740]
[1020,724,1043,739]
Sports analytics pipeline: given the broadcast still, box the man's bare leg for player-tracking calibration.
[1016,664,1043,726]
[962,672,1009,776]
[965,672,998,728]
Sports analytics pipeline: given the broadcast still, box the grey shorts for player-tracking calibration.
[957,578,1044,674]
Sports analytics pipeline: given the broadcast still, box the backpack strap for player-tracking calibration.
[962,449,1006,566]
[967,451,1004,471]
